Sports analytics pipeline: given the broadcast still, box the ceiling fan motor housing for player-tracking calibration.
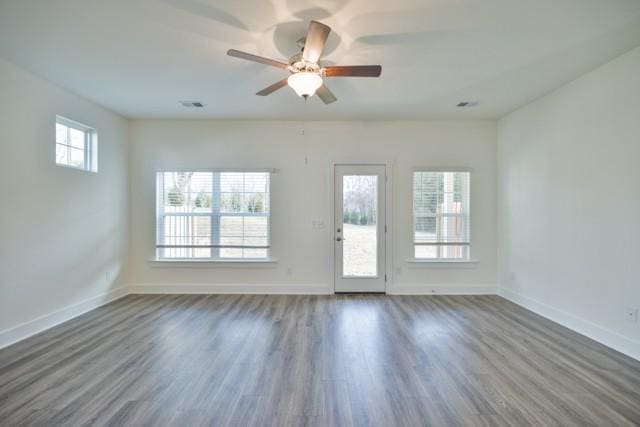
[288,52,320,74]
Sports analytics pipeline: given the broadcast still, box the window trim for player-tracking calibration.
[154,169,274,262]
[406,258,478,266]
[55,115,97,172]
[148,257,278,267]
[411,168,472,261]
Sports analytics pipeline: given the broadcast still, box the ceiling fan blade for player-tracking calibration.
[227,49,288,69]
[256,78,289,96]
[302,21,331,63]
[315,84,337,104]
[323,65,382,77]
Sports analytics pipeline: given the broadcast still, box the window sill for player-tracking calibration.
[148,258,278,268]
[56,162,97,173]
[406,258,478,268]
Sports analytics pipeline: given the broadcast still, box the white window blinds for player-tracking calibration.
[156,171,270,259]
[413,171,470,259]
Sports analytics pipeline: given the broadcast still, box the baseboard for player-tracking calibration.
[128,283,333,295]
[6,284,636,361]
[0,286,129,350]
[389,284,498,295]
[130,283,496,295]
[498,287,640,361]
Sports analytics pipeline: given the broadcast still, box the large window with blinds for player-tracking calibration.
[156,171,270,260]
[413,171,470,259]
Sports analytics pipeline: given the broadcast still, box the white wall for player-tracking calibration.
[128,120,497,294]
[498,47,640,359]
[0,59,129,347]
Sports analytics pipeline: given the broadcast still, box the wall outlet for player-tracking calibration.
[286,267,293,276]
[509,272,516,284]
[625,307,638,323]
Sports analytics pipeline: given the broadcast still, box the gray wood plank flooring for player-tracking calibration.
[1,294,639,426]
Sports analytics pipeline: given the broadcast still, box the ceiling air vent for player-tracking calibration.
[457,101,479,107]
[180,101,204,108]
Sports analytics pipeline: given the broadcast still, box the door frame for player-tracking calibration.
[329,161,393,293]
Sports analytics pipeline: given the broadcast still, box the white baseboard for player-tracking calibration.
[5,284,637,362]
[389,284,498,295]
[130,283,496,296]
[0,286,129,350]
[128,283,333,295]
[498,287,640,361]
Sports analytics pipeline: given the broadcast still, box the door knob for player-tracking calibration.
[336,237,342,242]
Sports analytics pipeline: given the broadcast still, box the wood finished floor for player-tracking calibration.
[1,294,639,426]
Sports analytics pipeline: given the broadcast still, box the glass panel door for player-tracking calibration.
[334,165,386,293]
[342,175,378,277]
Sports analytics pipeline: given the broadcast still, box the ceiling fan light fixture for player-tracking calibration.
[287,72,323,98]
[227,20,381,104]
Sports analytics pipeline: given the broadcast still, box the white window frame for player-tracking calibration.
[55,115,97,172]
[411,168,472,262]
[155,169,273,262]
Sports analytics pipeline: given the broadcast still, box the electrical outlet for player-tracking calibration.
[625,307,638,323]
[286,267,293,276]
[395,267,402,275]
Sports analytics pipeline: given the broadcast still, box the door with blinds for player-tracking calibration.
[334,164,387,293]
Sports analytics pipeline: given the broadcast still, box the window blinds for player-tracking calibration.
[413,171,470,259]
[156,171,270,259]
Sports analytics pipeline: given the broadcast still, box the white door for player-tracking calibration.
[334,164,386,292]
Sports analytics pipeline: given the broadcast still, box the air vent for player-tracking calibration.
[179,101,204,108]
[457,101,479,107]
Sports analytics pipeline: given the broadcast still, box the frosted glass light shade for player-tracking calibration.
[287,72,323,98]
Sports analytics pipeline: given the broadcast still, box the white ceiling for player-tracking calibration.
[1,0,639,120]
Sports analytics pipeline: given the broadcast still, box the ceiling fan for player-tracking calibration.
[227,20,382,104]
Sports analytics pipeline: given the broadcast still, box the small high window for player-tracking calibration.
[55,116,97,172]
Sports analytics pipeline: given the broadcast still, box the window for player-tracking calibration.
[55,116,97,172]
[413,171,470,259]
[156,171,271,260]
